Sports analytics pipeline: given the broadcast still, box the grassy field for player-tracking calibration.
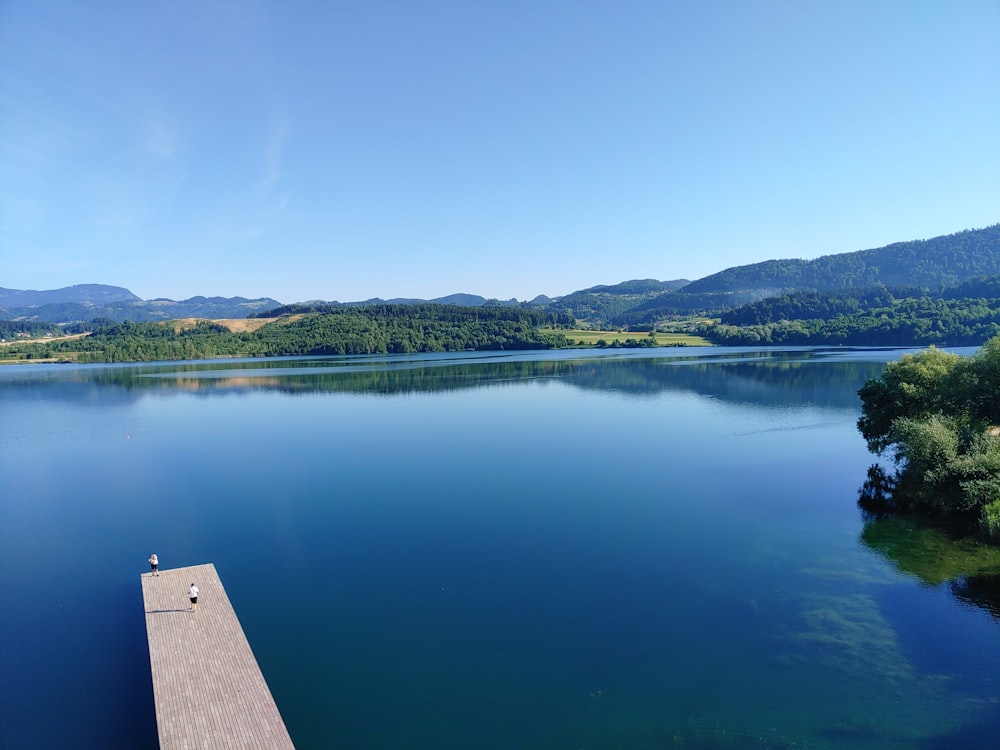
[170,317,284,333]
[558,329,712,347]
[0,332,87,364]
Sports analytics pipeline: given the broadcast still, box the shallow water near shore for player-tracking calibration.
[2,346,999,749]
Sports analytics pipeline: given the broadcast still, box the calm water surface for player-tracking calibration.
[1,346,998,749]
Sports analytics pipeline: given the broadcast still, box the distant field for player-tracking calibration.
[0,332,87,350]
[560,329,711,347]
[171,317,282,333]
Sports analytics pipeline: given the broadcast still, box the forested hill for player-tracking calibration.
[531,279,690,322]
[2,304,576,363]
[681,225,1000,295]
[555,225,1000,326]
[702,277,1000,346]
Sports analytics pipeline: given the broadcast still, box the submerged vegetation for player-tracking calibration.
[857,336,1000,540]
[860,515,1000,587]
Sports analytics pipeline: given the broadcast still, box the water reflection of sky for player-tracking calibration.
[2,346,998,749]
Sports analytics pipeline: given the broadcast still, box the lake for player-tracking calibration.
[1,346,999,749]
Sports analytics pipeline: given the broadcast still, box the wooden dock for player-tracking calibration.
[140,563,295,749]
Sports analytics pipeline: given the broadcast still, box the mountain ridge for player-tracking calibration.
[0,283,140,307]
[3,223,997,325]
[683,225,1000,295]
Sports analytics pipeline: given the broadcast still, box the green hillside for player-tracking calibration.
[603,225,1000,328]
[683,225,1000,295]
[1,304,576,363]
[533,279,689,324]
[701,278,1000,346]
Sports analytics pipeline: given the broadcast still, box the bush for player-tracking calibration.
[981,501,1000,542]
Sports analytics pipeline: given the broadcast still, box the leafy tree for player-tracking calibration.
[857,347,963,453]
[858,336,1000,539]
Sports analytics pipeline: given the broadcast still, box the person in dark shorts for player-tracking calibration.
[188,583,199,611]
[148,553,159,576]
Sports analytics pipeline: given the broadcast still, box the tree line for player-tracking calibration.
[0,320,61,339]
[2,305,574,363]
[701,283,1000,346]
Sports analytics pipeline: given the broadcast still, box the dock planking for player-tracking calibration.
[141,563,295,749]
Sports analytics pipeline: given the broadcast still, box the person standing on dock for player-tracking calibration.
[188,583,199,611]
[148,553,159,577]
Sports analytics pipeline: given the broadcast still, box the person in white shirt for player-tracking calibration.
[188,583,199,611]
[148,553,159,577]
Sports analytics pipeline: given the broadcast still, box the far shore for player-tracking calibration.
[0,319,711,365]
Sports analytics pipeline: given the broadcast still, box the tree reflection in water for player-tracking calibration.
[858,511,1000,620]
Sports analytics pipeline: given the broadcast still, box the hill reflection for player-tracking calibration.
[0,349,892,411]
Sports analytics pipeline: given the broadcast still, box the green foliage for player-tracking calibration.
[0,320,62,338]
[963,335,1000,423]
[523,280,731,327]
[703,286,1000,346]
[857,347,963,453]
[889,415,963,511]
[577,279,687,295]
[857,337,1000,537]
[612,290,764,324]
[953,437,1000,513]
[859,515,1000,585]
[719,286,904,326]
[615,224,1000,329]
[685,224,1000,295]
[2,305,573,363]
[688,226,1000,346]
[538,289,660,324]
[981,501,1000,542]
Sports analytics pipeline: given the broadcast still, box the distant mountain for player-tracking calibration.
[0,284,140,307]
[347,293,520,307]
[139,296,284,319]
[0,287,282,324]
[531,279,690,323]
[683,225,1000,295]
[5,223,997,328]
[610,224,1000,326]
[578,279,690,295]
[0,284,523,325]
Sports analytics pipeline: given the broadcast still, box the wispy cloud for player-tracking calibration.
[257,118,289,196]
[144,112,179,161]
[240,116,293,241]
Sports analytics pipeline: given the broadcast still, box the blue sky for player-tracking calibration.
[1,1,998,304]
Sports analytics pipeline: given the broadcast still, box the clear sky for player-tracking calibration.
[1,1,998,304]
